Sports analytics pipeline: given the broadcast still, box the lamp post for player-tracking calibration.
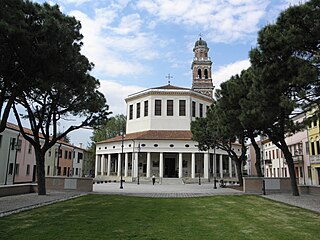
[137,143,140,185]
[120,133,124,189]
[213,145,217,189]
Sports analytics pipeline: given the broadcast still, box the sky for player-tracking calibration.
[13,0,307,148]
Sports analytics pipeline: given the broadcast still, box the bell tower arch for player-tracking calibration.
[191,37,214,98]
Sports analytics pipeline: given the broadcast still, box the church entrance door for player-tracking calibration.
[165,158,176,178]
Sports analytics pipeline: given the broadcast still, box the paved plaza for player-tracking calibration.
[0,182,319,217]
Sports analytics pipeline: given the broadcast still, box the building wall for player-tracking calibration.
[307,108,320,185]
[14,136,36,183]
[57,145,73,177]
[126,90,212,134]
[0,129,19,185]
[73,148,83,177]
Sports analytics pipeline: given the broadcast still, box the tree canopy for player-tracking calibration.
[1,0,110,195]
[192,0,319,195]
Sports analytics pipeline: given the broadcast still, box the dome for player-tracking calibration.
[194,37,207,48]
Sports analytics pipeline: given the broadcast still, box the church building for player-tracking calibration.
[95,37,240,183]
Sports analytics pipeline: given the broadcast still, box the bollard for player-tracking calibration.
[198,173,201,185]
[262,179,266,195]
[213,177,217,189]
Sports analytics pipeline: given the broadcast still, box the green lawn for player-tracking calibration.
[0,195,319,240]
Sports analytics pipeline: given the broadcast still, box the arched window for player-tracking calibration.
[204,69,208,79]
[198,69,202,79]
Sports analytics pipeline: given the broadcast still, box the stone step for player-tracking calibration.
[160,178,184,185]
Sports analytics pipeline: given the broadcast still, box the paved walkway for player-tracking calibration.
[1,183,319,217]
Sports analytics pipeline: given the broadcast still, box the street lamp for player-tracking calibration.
[213,145,217,189]
[120,133,124,189]
[137,143,141,185]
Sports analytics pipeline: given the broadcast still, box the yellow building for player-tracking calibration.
[307,108,320,185]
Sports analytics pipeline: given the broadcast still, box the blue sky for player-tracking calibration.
[24,0,306,146]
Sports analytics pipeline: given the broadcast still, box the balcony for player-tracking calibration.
[292,155,303,164]
[264,159,272,164]
[310,155,320,164]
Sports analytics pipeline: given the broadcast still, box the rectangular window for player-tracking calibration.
[78,152,83,163]
[11,138,16,151]
[28,142,32,153]
[192,101,196,117]
[179,100,186,116]
[68,151,72,159]
[26,164,30,175]
[76,168,78,176]
[63,167,67,176]
[272,150,275,159]
[316,141,320,155]
[64,150,68,159]
[15,164,19,175]
[144,100,148,117]
[136,102,141,118]
[9,163,14,175]
[155,100,161,116]
[314,118,317,127]
[48,150,51,157]
[311,142,315,155]
[199,103,203,118]
[47,166,50,175]
[276,149,279,159]
[129,105,133,120]
[167,100,173,116]
[17,140,22,152]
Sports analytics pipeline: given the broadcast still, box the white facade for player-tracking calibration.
[126,88,212,134]
[95,37,240,183]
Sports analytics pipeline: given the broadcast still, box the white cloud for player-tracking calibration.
[99,80,145,115]
[136,0,269,43]
[69,9,161,77]
[213,59,251,89]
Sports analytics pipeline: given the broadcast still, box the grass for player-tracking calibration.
[0,194,319,240]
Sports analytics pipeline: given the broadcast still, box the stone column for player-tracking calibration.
[204,152,209,179]
[124,153,128,177]
[178,153,183,178]
[107,154,111,176]
[229,157,232,178]
[101,154,105,176]
[117,153,121,177]
[220,155,223,179]
[95,155,99,177]
[134,152,138,178]
[159,152,163,178]
[191,153,195,178]
[147,152,151,178]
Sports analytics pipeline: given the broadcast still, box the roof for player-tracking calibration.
[152,84,190,91]
[194,37,208,48]
[3,121,87,150]
[97,130,193,144]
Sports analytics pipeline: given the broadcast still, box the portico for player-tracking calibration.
[95,136,239,182]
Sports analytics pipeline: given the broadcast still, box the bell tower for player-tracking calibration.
[191,37,214,98]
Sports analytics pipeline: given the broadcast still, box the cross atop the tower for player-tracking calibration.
[165,74,173,85]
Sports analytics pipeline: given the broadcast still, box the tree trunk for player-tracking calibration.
[35,150,47,195]
[280,140,299,196]
[249,135,263,177]
[235,158,243,187]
